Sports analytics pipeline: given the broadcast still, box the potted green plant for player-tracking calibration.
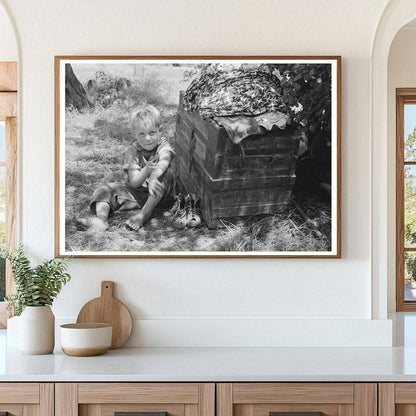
[1,245,71,354]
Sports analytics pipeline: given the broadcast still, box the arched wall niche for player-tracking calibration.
[386,18,416,313]
[372,0,416,319]
[0,1,18,61]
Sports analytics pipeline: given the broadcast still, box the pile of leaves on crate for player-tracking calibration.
[182,63,331,137]
[182,62,333,196]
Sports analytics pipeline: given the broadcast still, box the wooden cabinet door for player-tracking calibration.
[378,383,416,416]
[0,383,53,416]
[56,383,215,416]
[217,383,377,416]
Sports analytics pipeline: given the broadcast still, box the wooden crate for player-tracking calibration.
[175,96,299,227]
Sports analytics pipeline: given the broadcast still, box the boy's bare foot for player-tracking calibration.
[76,217,109,232]
[126,212,146,231]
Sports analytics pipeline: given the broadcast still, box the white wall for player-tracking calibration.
[387,25,416,312]
[0,0,393,346]
[0,3,17,61]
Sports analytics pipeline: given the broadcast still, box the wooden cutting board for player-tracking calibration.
[76,281,133,349]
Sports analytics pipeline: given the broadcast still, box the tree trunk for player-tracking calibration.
[65,64,91,110]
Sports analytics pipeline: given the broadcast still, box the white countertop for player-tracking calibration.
[1,328,416,382]
[3,313,416,382]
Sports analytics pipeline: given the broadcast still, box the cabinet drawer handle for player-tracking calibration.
[270,413,324,416]
[115,412,167,416]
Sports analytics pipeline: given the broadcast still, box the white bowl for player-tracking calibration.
[60,323,112,356]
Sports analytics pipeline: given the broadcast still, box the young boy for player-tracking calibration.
[77,105,175,232]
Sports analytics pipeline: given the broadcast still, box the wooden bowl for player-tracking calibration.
[60,323,112,356]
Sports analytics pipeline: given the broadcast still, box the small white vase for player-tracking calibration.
[19,306,55,354]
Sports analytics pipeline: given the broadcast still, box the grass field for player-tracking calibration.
[64,66,332,253]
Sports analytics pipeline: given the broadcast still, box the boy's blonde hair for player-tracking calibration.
[131,105,161,129]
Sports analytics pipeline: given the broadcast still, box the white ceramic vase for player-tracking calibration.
[19,305,55,354]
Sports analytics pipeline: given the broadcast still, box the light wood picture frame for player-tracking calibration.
[55,56,341,258]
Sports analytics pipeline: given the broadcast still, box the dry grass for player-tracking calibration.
[65,104,331,254]
[207,198,331,253]
[66,193,331,253]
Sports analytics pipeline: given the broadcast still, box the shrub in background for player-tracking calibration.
[85,70,171,109]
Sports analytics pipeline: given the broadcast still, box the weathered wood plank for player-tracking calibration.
[176,101,298,179]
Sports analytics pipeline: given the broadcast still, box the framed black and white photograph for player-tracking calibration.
[55,56,341,258]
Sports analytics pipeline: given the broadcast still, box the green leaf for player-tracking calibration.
[5,245,71,314]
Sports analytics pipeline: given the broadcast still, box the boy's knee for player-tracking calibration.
[89,184,114,215]
[91,184,113,199]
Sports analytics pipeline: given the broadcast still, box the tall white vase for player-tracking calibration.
[19,306,55,354]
